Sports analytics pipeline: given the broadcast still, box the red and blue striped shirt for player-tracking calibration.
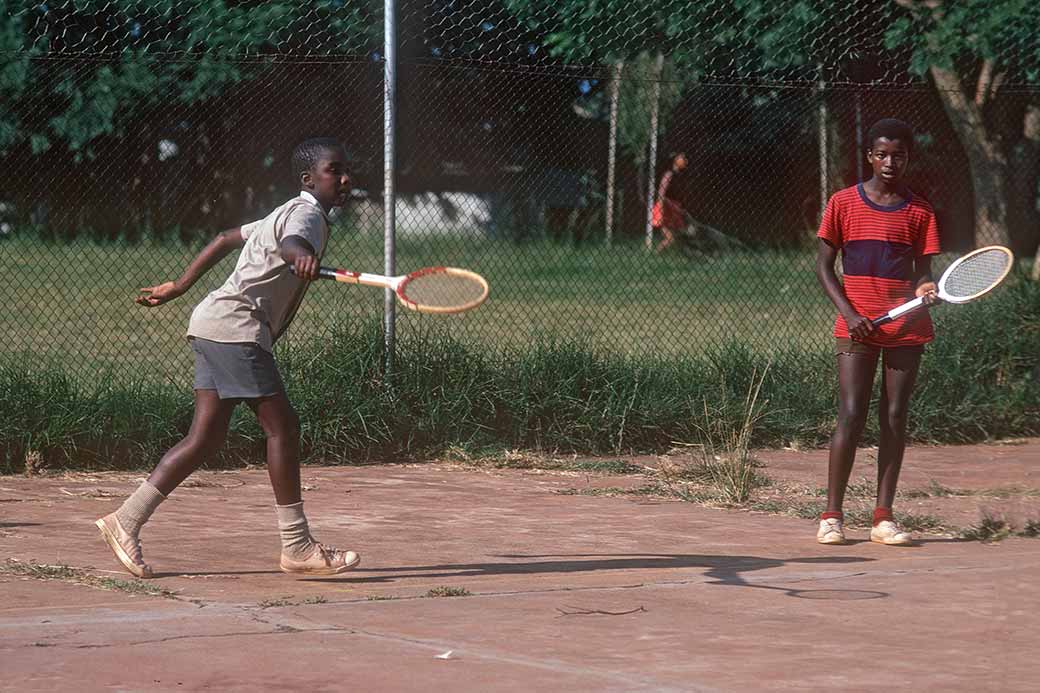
[818,184,942,347]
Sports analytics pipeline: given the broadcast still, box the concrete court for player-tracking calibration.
[1,442,1038,692]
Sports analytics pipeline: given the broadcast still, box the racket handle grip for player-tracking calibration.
[871,296,926,328]
[288,265,344,281]
[870,315,893,328]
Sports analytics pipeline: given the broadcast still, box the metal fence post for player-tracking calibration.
[383,0,397,376]
[605,60,623,246]
[817,64,828,223]
[644,53,664,251]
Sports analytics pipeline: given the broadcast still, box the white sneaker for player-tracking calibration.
[870,520,912,546]
[95,513,153,578]
[817,518,847,545]
[281,542,361,576]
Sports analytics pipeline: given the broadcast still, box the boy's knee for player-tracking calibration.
[266,407,300,439]
[837,405,869,432]
[881,402,909,429]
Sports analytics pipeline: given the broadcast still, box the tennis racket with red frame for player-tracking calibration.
[293,265,489,314]
[870,245,1014,328]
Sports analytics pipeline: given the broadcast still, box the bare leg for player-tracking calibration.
[657,226,676,252]
[247,392,302,506]
[826,352,878,513]
[875,348,923,509]
[147,390,237,495]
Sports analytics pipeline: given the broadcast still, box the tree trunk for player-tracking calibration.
[1010,103,1040,277]
[929,65,1012,247]
[644,52,664,251]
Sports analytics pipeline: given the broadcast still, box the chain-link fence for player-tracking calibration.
[2,1,1039,385]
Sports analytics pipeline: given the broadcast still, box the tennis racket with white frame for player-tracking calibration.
[870,245,1014,328]
[292,265,489,314]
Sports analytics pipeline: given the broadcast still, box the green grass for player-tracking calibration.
[959,513,1040,542]
[743,500,948,532]
[0,234,832,385]
[1,236,1037,471]
[555,484,666,497]
[959,514,1015,542]
[424,586,471,598]
[455,450,645,474]
[1,559,177,598]
[1021,519,1040,538]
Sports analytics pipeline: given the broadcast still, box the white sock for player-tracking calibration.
[114,481,167,536]
[275,502,315,559]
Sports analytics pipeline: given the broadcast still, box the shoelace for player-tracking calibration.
[123,533,146,564]
[876,522,907,535]
[820,520,843,535]
[316,543,347,563]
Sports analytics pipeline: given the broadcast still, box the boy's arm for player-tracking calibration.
[913,256,939,304]
[279,235,320,281]
[136,227,246,307]
[656,170,673,201]
[815,238,873,339]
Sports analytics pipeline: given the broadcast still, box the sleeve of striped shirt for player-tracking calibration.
[915,206,941,256]
[816,194,842,246]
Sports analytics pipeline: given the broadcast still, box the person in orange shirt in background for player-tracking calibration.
[652,152,689,253]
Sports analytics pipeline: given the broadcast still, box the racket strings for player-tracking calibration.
[400,272,487,311]
[943,249,1012,299]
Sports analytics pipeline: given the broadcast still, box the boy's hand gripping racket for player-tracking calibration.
[870,245,1014,327]
[292,265,489,314]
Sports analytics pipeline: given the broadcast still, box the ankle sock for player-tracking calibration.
[873,507,894,526]
[821,511,843,521]
[114,481,167,536]
[275,502,315,559]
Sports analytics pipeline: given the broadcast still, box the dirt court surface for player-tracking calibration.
[2,441,1038,692]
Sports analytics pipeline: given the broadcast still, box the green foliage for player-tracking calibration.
[503,0,695,65]
[615,53,686,168]
[884,0,1040,81]
[505,1,860,79]
[959,513,1014,542]
[2,277,1036,472]
[0,358,192,473]
[912,274,1040,442]
[0,1,380,157]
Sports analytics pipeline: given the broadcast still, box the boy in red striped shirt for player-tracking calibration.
[815,118,941,546]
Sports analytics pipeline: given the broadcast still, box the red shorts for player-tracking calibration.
[652,199,684,229]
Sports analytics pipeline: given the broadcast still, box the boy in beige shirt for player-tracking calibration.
[96,137,358,577]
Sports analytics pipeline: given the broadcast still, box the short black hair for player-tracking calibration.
[291,137,344,180]
[866,118,914,152]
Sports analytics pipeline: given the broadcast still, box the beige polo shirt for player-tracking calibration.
[187,191,330,352]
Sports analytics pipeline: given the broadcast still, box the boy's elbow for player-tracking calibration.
[814,261,832,284]
[220,228,246,249]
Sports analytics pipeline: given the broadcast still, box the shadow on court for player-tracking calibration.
[322,553,878,593]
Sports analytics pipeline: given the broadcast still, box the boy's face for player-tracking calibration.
[302,147,351,210]
[866,138,909,185]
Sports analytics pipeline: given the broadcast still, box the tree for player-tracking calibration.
[0,0,380,236]
[502,1,719,238]
[887,0,1040,251]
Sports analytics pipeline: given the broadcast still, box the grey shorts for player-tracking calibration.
[191,338,285,400]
